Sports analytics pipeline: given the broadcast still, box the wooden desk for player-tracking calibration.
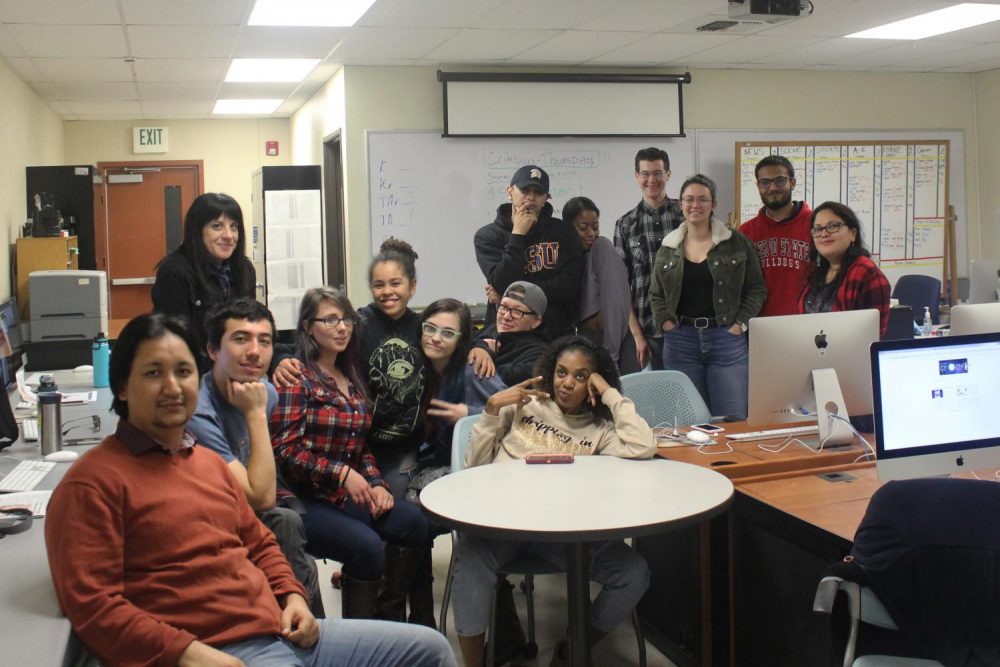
[730,464,881,665]
[638,423,874,666]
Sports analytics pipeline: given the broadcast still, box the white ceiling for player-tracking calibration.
[2,0,1000,120]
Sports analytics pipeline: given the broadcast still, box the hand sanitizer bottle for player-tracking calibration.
[921,307,933,336]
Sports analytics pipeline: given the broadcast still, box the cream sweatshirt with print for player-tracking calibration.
[465,388,656,467]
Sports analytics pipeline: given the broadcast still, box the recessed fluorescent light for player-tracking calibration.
[847,3,1000,40]
[213,99,283,115]
[225,59,320,83]
[248,0,376,27]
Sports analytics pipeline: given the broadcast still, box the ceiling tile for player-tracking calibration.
[470,0,613,30]
[830,38,973,69]
[4,57,43,81]
[140,100,214,115]
[0,26,26,57]
[67,100,141,115]
[138,81,218,100]
[577,0,719,33]
[5,24,127,57]
[588,32,740,65]
[359,0,501,28]
[763,0,952,38]
[55,80,138,100]
[422,28,557,61]
[234,27,349,58]
[34,57,132,81]
[507,30,645,62]
[132,58,229,82]
[45,100,75,116]
[682,35,818,65]
[754,37,895,67]
[121,0,248,25]
[30,81,68,100]
[0,0,120,24]
[906,41,1000,69]
[127,25,240,58]
[330,27,457,60]
[218,81,298,97]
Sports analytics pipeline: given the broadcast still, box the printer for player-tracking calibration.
[26,270,108,370]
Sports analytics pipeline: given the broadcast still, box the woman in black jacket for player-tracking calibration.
[151,193,256,368]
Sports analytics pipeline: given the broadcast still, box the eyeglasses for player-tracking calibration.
[310,315,357,328]
[810,221,846,237]
[421,322,460,341]
[757,176,791,189]
[497,304,535,320]
[680,196,713,205]
[637,170,667,179]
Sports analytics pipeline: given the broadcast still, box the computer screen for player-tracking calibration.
[967,258,1000,304]
[748,310,879,425]
[949,302,1000,336]
[872,333,1000,480]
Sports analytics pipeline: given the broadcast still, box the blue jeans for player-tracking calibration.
[219,618,456,666]
[300,496,427,581]
[451,537,650,636]
[663,324,749,419]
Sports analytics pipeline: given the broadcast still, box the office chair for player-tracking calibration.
[437,414,647,667]
[891,275,941,325]
[620,370,711,428]
[813,478,1000,666]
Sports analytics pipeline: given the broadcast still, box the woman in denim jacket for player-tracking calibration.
[649,174,766,419]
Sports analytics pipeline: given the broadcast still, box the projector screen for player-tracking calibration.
[440,72,687,137]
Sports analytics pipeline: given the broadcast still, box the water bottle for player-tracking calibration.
[39,390,63,456]
[92,332,110,388]
[921,307,933,337]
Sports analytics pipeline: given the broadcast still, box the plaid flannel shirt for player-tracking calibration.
[270,366,383,507]
[799,255,891,336]
[613,198,684,337]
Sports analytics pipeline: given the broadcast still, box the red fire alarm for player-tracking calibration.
[265,141,279,156]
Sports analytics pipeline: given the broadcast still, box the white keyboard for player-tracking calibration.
[726,425,820,442]
[20,419,38,442]
[0,460,56,493]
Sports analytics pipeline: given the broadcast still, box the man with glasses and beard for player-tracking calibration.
[614,147,684,369]
[739,154,813,316]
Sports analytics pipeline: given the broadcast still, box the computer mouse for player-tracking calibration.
[685,430,712,445]
[44,450,79,463]
[73,365,94,373]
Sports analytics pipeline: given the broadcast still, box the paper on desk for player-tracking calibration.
[15,368,96,404]
[0,490,51,517]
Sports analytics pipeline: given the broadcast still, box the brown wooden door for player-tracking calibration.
[96,161,203,320]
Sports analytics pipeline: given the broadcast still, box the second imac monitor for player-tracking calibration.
[749,310,880,443]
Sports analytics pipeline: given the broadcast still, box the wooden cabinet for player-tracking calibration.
[15,236,79,319]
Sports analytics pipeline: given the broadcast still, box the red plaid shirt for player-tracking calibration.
[270,365,383,506]
[799,255,891,336]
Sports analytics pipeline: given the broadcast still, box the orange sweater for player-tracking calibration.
[45,424,305,667]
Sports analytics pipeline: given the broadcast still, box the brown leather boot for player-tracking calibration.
[377,544,423,621]
[341,573,379,619]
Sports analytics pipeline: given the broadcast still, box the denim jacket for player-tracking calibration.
[649,217,767,329]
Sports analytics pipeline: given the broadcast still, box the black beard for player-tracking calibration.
[763,192,792,211]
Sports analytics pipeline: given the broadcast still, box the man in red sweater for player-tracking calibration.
[739,155,813,316]
[44,313,454,667]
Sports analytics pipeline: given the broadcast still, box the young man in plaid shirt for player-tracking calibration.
[614,147,684,370]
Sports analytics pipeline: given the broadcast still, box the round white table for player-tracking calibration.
[420,456,734,667]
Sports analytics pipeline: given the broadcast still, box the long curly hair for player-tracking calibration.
[533,335,620,421]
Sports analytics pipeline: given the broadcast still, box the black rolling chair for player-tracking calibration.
[891,275,941,325]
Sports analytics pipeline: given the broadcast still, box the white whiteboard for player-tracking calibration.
[736,141,949,287]
[695,129,967,283]
[367,131,695,307]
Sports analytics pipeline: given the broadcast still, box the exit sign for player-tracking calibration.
[133,126,169,154]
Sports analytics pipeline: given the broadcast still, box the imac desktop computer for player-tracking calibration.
[748,309,880,446]
[967,258,1000,304]
[871,332,1000,480]
[949,302,1000,336]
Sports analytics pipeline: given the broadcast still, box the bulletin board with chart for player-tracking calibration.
[734,140,951,287]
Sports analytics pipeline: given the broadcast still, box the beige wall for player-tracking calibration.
[63,118,292,221]
[0,59,64,299]
[974,68,1000,256]
[290,65,992,305]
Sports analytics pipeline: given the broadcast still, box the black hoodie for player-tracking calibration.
[473,202,583,338]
